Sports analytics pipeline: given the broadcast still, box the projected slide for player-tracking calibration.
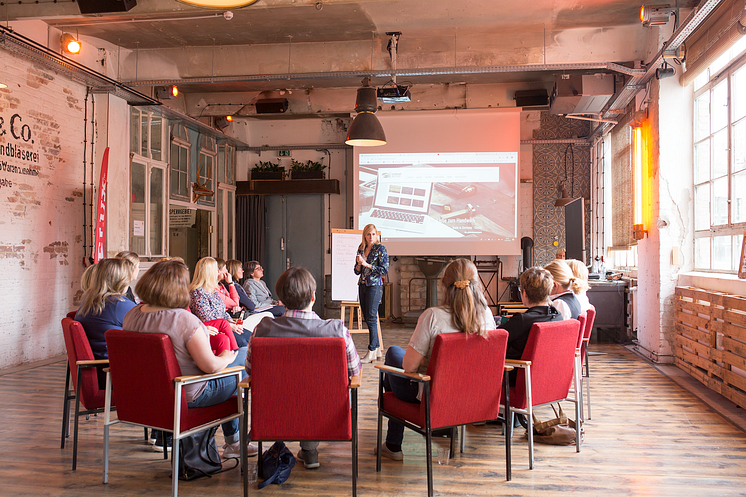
[353,109,521,256]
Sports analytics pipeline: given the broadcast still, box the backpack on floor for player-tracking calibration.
[258,441,296,488]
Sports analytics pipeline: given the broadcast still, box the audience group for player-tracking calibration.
[73,243,590,469]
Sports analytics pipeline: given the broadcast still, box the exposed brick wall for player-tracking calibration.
[0,52,87,368]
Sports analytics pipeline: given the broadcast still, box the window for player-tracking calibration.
[196,135,216,206]
[130,108,164,161]
[693,39,746,272]
[170,124,190,201]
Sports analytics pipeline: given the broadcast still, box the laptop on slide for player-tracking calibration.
[367,169,433,233]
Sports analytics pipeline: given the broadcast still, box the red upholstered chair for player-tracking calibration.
[60,316,111,470]
[103,330,244,497]
[505,319,582,469]
[245,337,359,497]
[581,305,596,419]
[375,329,512,497]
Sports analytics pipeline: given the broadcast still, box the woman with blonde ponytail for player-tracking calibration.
[544,259,582,320]
[376,258,494,461]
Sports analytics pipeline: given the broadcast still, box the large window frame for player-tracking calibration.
[692,38,746,272]
[170,124,191,202]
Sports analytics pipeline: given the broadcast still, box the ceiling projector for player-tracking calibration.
[377,85,411,103]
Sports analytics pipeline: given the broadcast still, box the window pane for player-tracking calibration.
[734,66,746,122]
[713,235,731,270]
[712,80,728,133]
[694,93,710,142]
[710,50,731,77]
[713,129,728,178]
[218,146,226,184]
[695,184,710,230]
[712,177,728,225]
[228,190,234,258]
[734,234,744,272]
[150,167,164,255]
[694,139,710,183]
[694,69,709,92]
[130,109,140,154]
[695,237,711,269]
[151,116,162,161]
[130,161,146,255]
[734,119,746,173]
[733,170,746,223]
[141,114,149,157]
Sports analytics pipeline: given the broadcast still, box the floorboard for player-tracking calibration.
[2,325,746,496]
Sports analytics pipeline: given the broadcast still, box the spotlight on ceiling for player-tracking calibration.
[640,4,676,27]
[345,78,387,147]
[61,34,81,55]
[656,62,675,79]
[155,85,179,100]
[176,0,258,8]
[215,116,233,130]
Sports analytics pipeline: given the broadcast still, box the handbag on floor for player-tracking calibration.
[258,441,296,488]
[531,403,583,446]
[176,426,223,481]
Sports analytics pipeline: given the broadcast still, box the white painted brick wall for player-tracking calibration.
[0,51,88,368]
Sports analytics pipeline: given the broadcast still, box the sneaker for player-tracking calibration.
[148,429,158,445]
[153,432,172,452]
[376,347,384,359]
[374,443,403,461]
[360,349,377,364]
[222,441,259,459]
[297,448,320,469]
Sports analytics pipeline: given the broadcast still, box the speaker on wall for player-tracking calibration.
[255,98,289,114]
[514,89,549,108]
[564,198,586,262]
[77,0,137,14]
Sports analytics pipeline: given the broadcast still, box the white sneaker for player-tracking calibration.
[376,347,384,359]
[360,350,377,364]
[222,441,259,459]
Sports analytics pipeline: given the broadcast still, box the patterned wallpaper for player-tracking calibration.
[532,113,591,266]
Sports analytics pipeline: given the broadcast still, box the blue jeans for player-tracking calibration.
[382,345,420,446]
[359,284,383,351]
[187,346,247,444]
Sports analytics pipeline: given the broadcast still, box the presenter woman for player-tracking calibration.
[354,223,389,363]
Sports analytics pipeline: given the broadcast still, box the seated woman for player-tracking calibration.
[243,261,286,317]
[377,258,494,461]
[566,259,591,312]
[75,258,137,388]
[215,257,244,319]
[225,259,255,315]
[190,257,245,350]
[115,251,140,303]
[544,259,583,320]
[122,259,257,459]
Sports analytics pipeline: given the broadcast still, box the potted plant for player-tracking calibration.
[251,160,285,180]
[290,159,326,179]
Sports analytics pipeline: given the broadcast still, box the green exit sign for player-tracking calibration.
[278,150,291,157]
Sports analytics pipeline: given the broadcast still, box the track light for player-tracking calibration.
[61,33,81,55]
[656,62,675,79]
[640,4,675,27]
[155,85,179,99]
[215,116,233,130]
[345,78,387,147]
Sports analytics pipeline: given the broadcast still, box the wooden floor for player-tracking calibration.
[4,325,746,496]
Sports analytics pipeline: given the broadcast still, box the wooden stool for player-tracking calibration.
[340,300,384,351]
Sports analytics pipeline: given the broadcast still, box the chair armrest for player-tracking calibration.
[504,365,514,372]
[349,374,361,389]
[174,365,245,384]
[238,377,251,390]
[76,359,109,366]
[505,359,531,369]
[374,364,430,383]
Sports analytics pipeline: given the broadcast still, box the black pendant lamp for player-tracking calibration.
[345,80,386,146]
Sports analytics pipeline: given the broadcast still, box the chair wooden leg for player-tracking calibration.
[61,363,72,449]
[449,427,456,456]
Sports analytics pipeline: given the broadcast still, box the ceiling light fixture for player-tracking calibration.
[61,33,81,55]
[345,78,387,147]
[176,0,258,9]
[640,4,676,27]
[155,85,179,99]
[656,61,675,79]
[215,116,233,129]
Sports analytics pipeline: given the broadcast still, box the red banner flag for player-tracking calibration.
[94,147,109,263]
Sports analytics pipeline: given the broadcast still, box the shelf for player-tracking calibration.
[236,179,340,195]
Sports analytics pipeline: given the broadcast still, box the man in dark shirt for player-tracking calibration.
[246,266,361,470]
